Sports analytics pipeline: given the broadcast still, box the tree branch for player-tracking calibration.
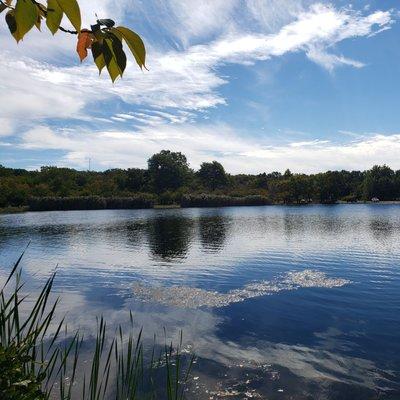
[58,26,79,35]
[0,0,12,9]
[31,0,80,34]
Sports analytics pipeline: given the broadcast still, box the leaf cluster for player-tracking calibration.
[88,23,146,82]
[0,344,46,400]
[1,0,146,82]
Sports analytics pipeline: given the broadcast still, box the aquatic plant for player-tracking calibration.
[0,249,194,399]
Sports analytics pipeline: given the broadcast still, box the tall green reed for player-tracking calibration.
[0,247,194,400]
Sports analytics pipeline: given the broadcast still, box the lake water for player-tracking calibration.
[1,205,400,399]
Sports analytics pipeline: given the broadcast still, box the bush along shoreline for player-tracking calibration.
[29,195,156,211]
[2,195,397,213]
[27,195,272,212]
[180,194,271,208]
[0,249,194,399]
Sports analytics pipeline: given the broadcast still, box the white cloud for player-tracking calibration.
[0,55,101,122]
[133,0,310,46]
[0,118,14,137]
[18,123,400,173]
[152,0,239,45]
[112,110,194,126]
[246,0,307,32]
[306,46,365,71]
[0,3,392,129]
[178,4,392,68]
[0,2,396,172]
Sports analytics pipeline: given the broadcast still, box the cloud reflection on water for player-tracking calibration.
[47,288,396,399]
[1,205,400,398]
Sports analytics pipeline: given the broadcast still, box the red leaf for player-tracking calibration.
[76,29,93,62]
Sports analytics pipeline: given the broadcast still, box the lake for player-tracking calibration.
[1,204,400,399]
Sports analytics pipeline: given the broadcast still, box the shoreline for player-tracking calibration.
[1,201,400,215]
[0,206,29,214]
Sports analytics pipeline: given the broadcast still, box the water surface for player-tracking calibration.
[1,205,399,399]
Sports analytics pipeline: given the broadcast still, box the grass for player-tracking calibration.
[0,247,194,399]
[153,204,181,209]
[0,206,29,214]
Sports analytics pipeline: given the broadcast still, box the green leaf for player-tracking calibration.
[46,0,63,35]
[5,10,20,42]
[109,34,127,75]
[13,379,32,387]
[114,26,146,69]
[14,0,38,41]
[35,15,41,31]
[102,44,120,82]
[35,4,46,31]
[91,41,106,74]
[103,34,126,82]
[55,0,81,32]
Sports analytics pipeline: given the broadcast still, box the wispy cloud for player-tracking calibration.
[0,3,393,130]
[112,110,195,126]
[17,123,400,173]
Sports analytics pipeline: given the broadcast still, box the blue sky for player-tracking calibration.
[1,0,400,173]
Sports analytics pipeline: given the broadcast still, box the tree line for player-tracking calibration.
[1,150,399,209]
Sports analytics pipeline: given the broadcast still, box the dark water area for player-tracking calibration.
[1,205,400,399]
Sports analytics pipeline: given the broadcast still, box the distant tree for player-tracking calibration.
[363,165,395,200]
[284,169,292,178]
[315,171,343,203]
[198,161,228,191]
[126,168,148,192]
[147,150,190,193]
[396,170,400,199]
[288,174,313,203]
[255,173,268,189]
[0,165,11,177]
[267,172,282,179]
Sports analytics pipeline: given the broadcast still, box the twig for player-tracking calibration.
[32,0,81,34]
[59,26,79,35]
[0,0,12,8]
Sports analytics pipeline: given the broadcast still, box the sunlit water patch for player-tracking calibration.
[132,269,351,308]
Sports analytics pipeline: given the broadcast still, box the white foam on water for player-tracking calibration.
[131,270,351,309]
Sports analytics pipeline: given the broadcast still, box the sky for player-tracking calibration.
[1,0,400,174]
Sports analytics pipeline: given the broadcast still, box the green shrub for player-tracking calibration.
[29,195,155,211]
[180,194,271,208]
[341,194,359,203]
[158,191,176,205]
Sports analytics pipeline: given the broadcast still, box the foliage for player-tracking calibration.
[181,194,271,208]
[0,250,194,399]
[0,343,47,399]
[1,0,146,82]
[363,165,397,201]
[147,151,191,193]
[198,161,228,191]
[1,160,400,211]
[29,195,155,211]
